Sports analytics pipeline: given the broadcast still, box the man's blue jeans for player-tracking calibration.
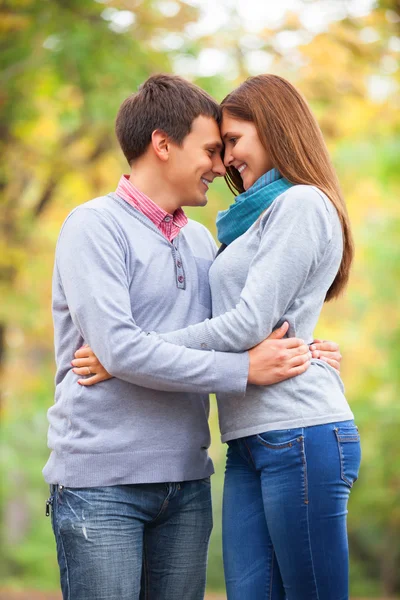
[50,479,212,600]
[222,421,361,600]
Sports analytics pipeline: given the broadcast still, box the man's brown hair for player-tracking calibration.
[116,73,221,165]
[221,74,354,301]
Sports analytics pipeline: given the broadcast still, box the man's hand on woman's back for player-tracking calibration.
[248,322,342,386]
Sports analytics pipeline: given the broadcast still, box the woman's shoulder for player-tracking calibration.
[278,184,333,213]
[259,183,336,241]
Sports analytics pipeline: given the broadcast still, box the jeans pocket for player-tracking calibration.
[256,429,303,449]
[198,476,211,486]
[334,425,361,488]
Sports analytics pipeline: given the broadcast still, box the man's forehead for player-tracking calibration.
[191,130,223,149]
[186,115,223,148]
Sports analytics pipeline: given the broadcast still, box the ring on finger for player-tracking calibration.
[87,366,92,375]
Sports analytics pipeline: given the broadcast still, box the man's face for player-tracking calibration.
[167,115,226,208]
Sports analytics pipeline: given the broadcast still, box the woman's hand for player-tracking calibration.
[310,339,342,372]
[71,345,112,386]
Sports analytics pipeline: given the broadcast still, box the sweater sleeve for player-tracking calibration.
[56,206,248,394]
[159,187,334,351]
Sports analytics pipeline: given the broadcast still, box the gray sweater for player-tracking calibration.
[43,193,249,487]
[160,185,354,442]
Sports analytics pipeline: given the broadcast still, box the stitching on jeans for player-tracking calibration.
[302,434,320,600]
[148,485,174,524]
[334,429,357,488]
[268,550,275,600]
[56,503,71,600]
[300,436,309,505]
[243,439,256,468]
[142,536,149,600]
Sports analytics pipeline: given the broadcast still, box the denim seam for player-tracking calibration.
[55,498,71,600]
[257,436,298,450]
[300,436,308,505]
[302,434,320,600]
[243,438,257,469]
[268,549,275,600]
[148,484,176,524]
[142,536,149,600]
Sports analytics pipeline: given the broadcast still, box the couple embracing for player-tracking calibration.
[44,73,361,600]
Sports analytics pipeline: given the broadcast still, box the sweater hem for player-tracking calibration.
[43,449,214,487]
[220,410,354,443]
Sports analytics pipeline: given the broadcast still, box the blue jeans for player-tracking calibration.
[50,479,212,600]
[222,421,361,600]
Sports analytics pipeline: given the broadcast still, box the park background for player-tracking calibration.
[1,0,399,597]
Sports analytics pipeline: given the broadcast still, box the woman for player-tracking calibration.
[72,75,360,599]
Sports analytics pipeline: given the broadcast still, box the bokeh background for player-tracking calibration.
[1,0,399,597]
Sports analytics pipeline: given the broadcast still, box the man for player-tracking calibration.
[44,74,340,600]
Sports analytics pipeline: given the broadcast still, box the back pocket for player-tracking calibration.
[334,425,361,488]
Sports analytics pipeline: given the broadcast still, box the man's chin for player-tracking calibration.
[188,194,208,208]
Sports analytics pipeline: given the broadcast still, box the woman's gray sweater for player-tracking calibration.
[160,185,354,442]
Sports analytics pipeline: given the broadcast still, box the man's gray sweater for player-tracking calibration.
[43,193,249,487]
[160,186,354,441]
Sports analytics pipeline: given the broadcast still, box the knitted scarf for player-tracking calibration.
[216,168,293,246]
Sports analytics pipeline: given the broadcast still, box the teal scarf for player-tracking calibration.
[216,168,294,245]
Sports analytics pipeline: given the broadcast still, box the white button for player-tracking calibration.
[164,216,171,222]
[201,343,208,349]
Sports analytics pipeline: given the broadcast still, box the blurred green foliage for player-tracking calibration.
[1,0,399,596]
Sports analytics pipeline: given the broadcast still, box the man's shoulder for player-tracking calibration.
[56,195,131,253]
[60,194,138,235]
[64,195,115,221]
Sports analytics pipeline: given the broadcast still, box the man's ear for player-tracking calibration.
[151,129,170,162]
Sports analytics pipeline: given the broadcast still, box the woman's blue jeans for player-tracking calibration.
[50,479,212,600]
[222,420,361,600]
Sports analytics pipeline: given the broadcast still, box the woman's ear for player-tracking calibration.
[151,129,170,162]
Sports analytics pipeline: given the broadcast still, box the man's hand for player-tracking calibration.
[248,322,311,386]
[71,330,342,388]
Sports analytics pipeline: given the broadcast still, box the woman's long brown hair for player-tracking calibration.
[221,74,353,301]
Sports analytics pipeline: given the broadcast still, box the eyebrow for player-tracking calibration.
[222,132,239,141]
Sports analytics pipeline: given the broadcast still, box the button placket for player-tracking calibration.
[172,238,185,289]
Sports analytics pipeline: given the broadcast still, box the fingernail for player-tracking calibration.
[310,345,316,351]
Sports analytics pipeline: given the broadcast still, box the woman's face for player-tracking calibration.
[221,112,273,191]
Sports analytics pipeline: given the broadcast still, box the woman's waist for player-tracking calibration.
[217,360,348,421]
